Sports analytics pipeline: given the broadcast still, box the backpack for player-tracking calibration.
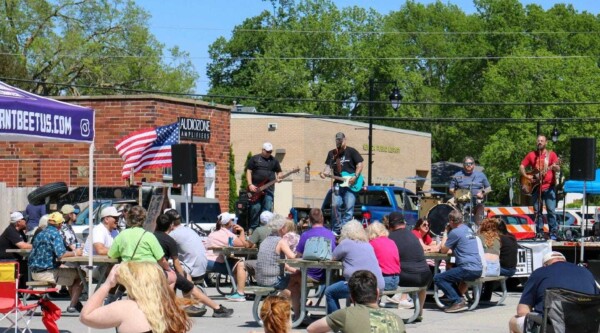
[302,237,332,261]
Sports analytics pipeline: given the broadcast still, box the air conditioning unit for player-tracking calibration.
[268,123,278,131]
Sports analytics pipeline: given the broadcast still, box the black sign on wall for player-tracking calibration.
[178,117,211,142]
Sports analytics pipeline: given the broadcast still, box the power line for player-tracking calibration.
[4,76,600,107]
[0,51,594,61]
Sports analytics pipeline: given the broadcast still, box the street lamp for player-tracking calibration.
[368,79,403,186]
[551,124,560,143]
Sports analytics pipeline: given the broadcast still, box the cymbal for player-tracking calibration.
[405,176,429,181]
[418,189,445,196]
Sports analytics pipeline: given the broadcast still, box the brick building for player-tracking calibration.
[0,95,232,211]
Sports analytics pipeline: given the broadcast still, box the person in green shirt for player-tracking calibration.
[307,270,405,333]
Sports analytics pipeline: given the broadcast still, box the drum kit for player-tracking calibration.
[404,175,486,236]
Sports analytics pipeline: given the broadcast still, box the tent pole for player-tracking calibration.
[87,142,95,333]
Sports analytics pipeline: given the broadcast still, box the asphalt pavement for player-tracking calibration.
[1,286,521,332]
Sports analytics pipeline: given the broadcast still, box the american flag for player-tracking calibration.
[115,123,179,179]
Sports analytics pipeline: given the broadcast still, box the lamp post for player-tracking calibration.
[368,79,402,186]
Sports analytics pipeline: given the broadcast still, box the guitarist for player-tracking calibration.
[519,135,560,240]
[246,142,283,232]
[319,132,364,234]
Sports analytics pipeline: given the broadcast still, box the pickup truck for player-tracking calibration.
[290,185,419,228]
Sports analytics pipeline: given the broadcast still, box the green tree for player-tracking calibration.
[229,145,238,212]
[0,0,197,95]
[240,152,253,192]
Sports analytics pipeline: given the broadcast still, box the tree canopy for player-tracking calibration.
[208,0,600,203]
[0,0,198,95]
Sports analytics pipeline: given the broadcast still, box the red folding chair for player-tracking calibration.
[0,261,57,333]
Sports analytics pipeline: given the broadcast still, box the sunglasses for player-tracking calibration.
[421,223,429,227]
[264,150,273,154]
[464,162,474,166]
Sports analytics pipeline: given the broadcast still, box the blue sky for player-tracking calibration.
[140,1,600,95]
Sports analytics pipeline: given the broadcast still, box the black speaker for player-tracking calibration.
[570,138,596,181]
[172,143,198,184]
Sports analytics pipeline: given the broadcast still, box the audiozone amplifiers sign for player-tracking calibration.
[178,117,210,142]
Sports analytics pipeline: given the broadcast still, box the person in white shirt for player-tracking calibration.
[83,207,120,256]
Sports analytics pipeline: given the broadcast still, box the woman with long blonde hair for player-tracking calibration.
[81,261,192,333]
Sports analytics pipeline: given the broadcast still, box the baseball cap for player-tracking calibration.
[260,211,274,225]
[48,212,65,224]
[388,211,405,224]
[219,212,236,225]
[543,251,566,265]
[262,142,273,151]
[61,204,76,215]
[100,206,122,219]
[335,132,345,140]
[10,211,25,223]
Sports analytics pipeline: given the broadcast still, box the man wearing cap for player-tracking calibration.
[246,142,283,231]
[245,211,275,279]
[60,204,80,251]
[387,211,432,316]
[320,132,364,234]
[434,210,482,313]
[508,251,598,333]
[248,211,274,249]
[29,212,84,313]
[83,206,120,256]
[0,211,33,288]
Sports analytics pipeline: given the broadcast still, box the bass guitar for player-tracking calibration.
[323,171,364,192]
[248,168,300,204]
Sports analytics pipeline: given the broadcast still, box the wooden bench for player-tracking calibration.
[380,286,427,324]
[464,276,508,310]
[25,280,54,288]
[244,286,277,326]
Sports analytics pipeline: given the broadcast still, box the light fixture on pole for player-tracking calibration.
[551,125,560,143]
[368,79,403,186]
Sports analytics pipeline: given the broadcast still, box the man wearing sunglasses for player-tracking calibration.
[449,156,492,224]
[246,142,283,232]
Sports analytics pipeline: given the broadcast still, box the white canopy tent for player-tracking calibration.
[0,81,97,322]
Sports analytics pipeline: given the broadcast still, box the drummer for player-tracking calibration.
[449,156,492,204]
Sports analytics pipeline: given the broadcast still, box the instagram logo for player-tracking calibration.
[80,119,90,137]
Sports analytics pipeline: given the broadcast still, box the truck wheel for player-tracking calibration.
[27,182,68,205]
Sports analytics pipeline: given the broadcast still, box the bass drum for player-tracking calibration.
[427,203,458,236]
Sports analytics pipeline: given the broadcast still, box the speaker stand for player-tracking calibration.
[184,183,191,226]
[580,181,587,263]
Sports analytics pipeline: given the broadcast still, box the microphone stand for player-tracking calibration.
[533,146,545,240]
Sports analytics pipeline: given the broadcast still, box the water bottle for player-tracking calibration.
[435,235,440,245]
[228,236,234,247]
[334,183,340,195]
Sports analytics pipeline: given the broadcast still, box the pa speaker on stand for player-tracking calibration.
[172,143,198,184]
[570,138,596,181]
[236,190,250,231]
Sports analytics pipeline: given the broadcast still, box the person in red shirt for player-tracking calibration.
[411,218,440,253]
[519,135,560,240]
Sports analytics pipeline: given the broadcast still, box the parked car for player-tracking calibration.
[290,185,419,230]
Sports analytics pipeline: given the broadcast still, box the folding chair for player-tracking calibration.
[0,261,57,333]
[525,288,600,333]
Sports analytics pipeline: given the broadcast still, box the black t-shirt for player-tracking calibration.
[500,234,519,269]
[324,146,363,177]
[154,231,179,260]
[0,225,27,259]
[388,228,430,274]
[246,154,282,191]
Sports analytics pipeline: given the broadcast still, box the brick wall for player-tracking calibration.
[0,95,231,212]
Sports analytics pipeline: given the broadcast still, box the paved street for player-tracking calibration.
[1,285,520,332]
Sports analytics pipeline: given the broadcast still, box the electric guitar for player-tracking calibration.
[248,168,300,204]
[520,161,560,195]
[323,171,364,192]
